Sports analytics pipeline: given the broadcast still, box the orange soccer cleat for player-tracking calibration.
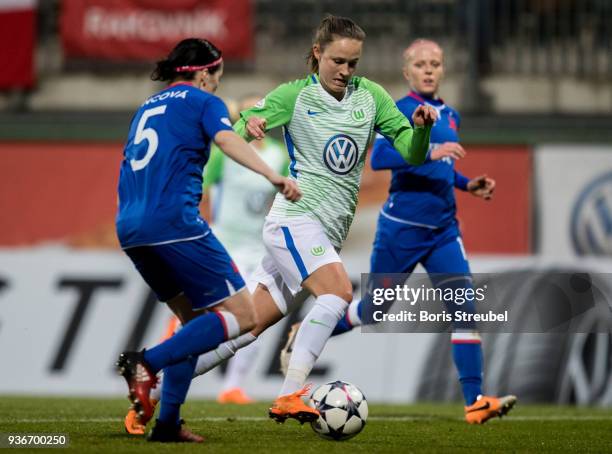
[217,388,254,404]
[124,398,159,435]
[464,394,517,424]
[268,384,319,424]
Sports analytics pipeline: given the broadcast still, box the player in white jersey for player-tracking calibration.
[126,15,436,425]
[240,15,434,423]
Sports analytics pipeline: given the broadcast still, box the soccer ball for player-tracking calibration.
[308,381,368,441]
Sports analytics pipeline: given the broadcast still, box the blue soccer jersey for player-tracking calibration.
[116,83,233,248]
[372,91,469,228]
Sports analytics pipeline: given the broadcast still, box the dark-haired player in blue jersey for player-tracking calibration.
[281,39,516,424]
[115,38,300,443]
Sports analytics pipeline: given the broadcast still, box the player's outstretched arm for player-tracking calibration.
[214,130,301,202]
[233,80,305,141]
[370,135,412,170]
[367,79,433,166]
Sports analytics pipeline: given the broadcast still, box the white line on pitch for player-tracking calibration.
[2,415,612,423]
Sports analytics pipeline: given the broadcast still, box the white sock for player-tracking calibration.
[222,338,260,391]
[150,373,163,401]
[278,294,348,397]
[347,299,362,327]
[194,332,257,376]
[150,334,257,401]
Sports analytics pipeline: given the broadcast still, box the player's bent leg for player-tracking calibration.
[118,288,247,427]
[424,225,517,423]
[117,293,195,427]
[214,288,257,334]
[118,234,252,440]
[143,292,249,439]
[286,263,351,389]
[189,283,287,380]
[271,263,350,424]
[116,294,201,427]
[278,289,315,375]
[280,292,358,376]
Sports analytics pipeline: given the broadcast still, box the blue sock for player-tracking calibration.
[158,356,198,425]
[452,342,483,405]
[331,312,353,336]
[144,312,226,373]
[331,299,367,337]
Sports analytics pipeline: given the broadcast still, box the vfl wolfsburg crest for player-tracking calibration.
[311,245,326,256]
[351,108,365,121]
[323,134,359,175]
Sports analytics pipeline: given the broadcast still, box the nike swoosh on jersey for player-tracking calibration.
[307,109,320,116]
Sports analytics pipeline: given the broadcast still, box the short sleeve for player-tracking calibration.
[234,78,307,140]
[201,95,233,140]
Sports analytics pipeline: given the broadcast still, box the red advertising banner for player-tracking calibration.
[0,142,124,247]
[0,143,532,253]
[0,1,36,89]
[60,0,253,62]
[455,145,532,254]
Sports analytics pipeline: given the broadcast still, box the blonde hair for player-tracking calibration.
[402,39,443,66]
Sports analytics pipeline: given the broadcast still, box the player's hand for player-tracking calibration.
[467,174,495,200]
[246,116,267,140]
[268,174,302,202]
[412,105,437,128]
[431,142,466,160]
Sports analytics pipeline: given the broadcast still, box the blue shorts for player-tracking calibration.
[124,232,246,310]
[366,215,476,330]
[370,214,471,275]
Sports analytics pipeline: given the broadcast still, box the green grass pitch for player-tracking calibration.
[1,396,612,452]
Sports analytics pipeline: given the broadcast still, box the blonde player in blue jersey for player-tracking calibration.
[114,38,300,442]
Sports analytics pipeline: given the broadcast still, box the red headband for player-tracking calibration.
[175,57,223,73]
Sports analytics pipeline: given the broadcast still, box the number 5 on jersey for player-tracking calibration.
[130,105,167,171]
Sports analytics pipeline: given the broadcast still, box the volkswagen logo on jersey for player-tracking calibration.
[571,171,612,256]
[323,134,359,175]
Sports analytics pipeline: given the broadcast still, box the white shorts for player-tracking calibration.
[249,215,341,314]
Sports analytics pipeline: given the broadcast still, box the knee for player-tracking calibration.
[336,283,353,304]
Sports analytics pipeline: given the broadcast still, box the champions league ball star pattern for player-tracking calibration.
[309,381,368,441]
